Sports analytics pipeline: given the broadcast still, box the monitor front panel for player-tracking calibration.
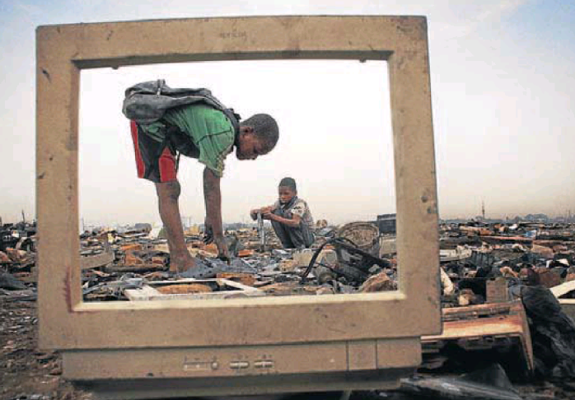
[37,16,440,352]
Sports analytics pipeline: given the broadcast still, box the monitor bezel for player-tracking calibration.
[36,15,440,350]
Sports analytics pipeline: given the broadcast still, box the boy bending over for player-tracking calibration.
[129,95,278,275]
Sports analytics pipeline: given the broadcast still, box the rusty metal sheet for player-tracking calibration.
[422,301,534,373]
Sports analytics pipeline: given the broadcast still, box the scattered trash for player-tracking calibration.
[0,272,27,290]
[2,216,575,399]
[400,363,523,400]
[124,278,263,300]
[521,284,575,380]
[422,301,534,378]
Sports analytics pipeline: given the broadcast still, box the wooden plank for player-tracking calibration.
[124,286,159,301]
[80,251,114,270]
[125,278,263,301]
[550,280,575,298]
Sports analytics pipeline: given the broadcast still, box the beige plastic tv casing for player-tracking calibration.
[36,15,440,398]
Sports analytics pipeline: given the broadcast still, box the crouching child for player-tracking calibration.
[250,177,314,249]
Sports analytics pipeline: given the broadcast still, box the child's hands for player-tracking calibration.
[251,206,273,220]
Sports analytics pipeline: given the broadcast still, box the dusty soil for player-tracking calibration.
[0,297,92,400]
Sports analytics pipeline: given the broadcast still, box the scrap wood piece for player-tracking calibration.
[550,280,575,322]
[216,272,256,286]
[252,279,274,288]
[315,286,335,295]
[359,272,396,293]
[1,288,36,301]
[550,280,575,298]
[261,282,296,295]
[154,243,170,253]
[262,281,318,296]
[87,269,110,278]
[105,263,166,273]
[459,226,494,236]
[238,249,254,258]
[143,271,170,281]
[120,243,142,252]
[481,236,534,244]
[80,251,115,270]
[124,278,263,301]
[124,252,145,265]
[156,283,212,294]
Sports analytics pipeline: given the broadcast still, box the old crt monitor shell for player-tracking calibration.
[36,15,440,399]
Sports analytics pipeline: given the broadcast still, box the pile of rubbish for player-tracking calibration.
[76,220,397,300]
[0,220,36,292]
[2,217,575,399]
[0,219,400,299]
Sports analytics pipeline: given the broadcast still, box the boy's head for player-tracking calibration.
[236,114,279,160]
[278,177,297,204]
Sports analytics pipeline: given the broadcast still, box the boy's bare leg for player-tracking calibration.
[155,181,197,272]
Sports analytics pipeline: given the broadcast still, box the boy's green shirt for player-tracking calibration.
[140,104,235,177]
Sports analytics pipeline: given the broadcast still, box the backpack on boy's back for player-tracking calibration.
[122,79,240,131]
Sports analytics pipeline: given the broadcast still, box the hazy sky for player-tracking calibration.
[1,0,574,226]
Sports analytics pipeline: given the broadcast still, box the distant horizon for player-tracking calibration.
[1,1,574,229]
[2,210,573,227]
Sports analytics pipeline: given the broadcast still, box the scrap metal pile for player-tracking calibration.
[429,221,575,383]
[78,221,397,300]
[2,218,575,399]
[0,220,396,301]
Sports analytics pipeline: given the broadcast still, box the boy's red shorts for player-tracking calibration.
[130,121,177,183]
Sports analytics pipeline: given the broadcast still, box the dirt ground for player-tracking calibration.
[2,295,575,400]
[0,297,93,400]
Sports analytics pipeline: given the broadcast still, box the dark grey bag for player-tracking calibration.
[122,79,241,133]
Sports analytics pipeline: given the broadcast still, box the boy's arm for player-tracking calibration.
[264,212,301,228]
[250,204,277,220]
[203,167,229,259]
[264,200,305,227]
